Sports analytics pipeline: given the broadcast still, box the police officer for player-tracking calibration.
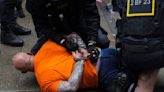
[113,0,164,91]
[26,0,110,55]
[0,0,3,53]
[0,0,3,22]
[1,0,31,47]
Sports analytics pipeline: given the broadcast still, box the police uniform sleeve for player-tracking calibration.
[83,0,100,43]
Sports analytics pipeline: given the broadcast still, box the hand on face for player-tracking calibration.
[72,50,83,60]
[72,50,89,61]
[79,49,89,58]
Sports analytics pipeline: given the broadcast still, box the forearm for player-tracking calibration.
[58,60,84,92]
[72,33,87,51]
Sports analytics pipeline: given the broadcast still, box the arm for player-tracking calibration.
[65,33,87,51]
[58,60,84,92]
[75,33,89,58]
[57,51,85,92]
[81,0,100,60]
[26,0,50,37]
[83,0,100,43]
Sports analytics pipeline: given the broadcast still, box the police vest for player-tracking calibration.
[116,0,164,37]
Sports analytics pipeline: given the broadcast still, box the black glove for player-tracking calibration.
[60,34,78,52]
[87,40,99,61]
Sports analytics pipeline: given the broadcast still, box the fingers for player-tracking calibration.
[71,51,76,56]
[80,49,89,58]
[72,50,82,59]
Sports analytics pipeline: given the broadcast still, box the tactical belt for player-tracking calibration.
[122,43,164,53]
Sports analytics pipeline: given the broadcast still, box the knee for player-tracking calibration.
[97,28,110,48]
[12,52,32,72]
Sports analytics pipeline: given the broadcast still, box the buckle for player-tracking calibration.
[126,0,155,17]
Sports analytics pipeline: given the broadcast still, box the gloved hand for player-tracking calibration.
[87,40,99,61]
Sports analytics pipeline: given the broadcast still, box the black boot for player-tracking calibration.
[1,25,24,47]
[12,23,31,35]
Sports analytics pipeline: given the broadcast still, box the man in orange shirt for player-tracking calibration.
[12,33,130,92]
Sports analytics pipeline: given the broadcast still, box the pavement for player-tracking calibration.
[0,1,164,92]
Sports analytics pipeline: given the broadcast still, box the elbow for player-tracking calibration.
[43,82,78,92]
[68,82,79,92]
[58,82,79,92]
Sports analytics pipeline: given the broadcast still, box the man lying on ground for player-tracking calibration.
[12,33,130,92]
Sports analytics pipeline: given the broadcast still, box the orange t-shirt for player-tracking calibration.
[34,40,98,92]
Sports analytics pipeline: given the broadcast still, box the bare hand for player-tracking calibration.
[72,50,83,60]
[80,49,89,58]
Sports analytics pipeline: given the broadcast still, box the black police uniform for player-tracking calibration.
[113,0,164,72]
[15,0,25,18]
[26,0,110,54]
[1,0,31,47]
[0,0,3,22]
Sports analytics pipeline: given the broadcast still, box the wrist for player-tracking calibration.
[79,60,84,64]
[74,57,87,62]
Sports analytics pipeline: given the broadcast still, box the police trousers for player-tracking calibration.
[1,0,20,25]
[121,37,164,72]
